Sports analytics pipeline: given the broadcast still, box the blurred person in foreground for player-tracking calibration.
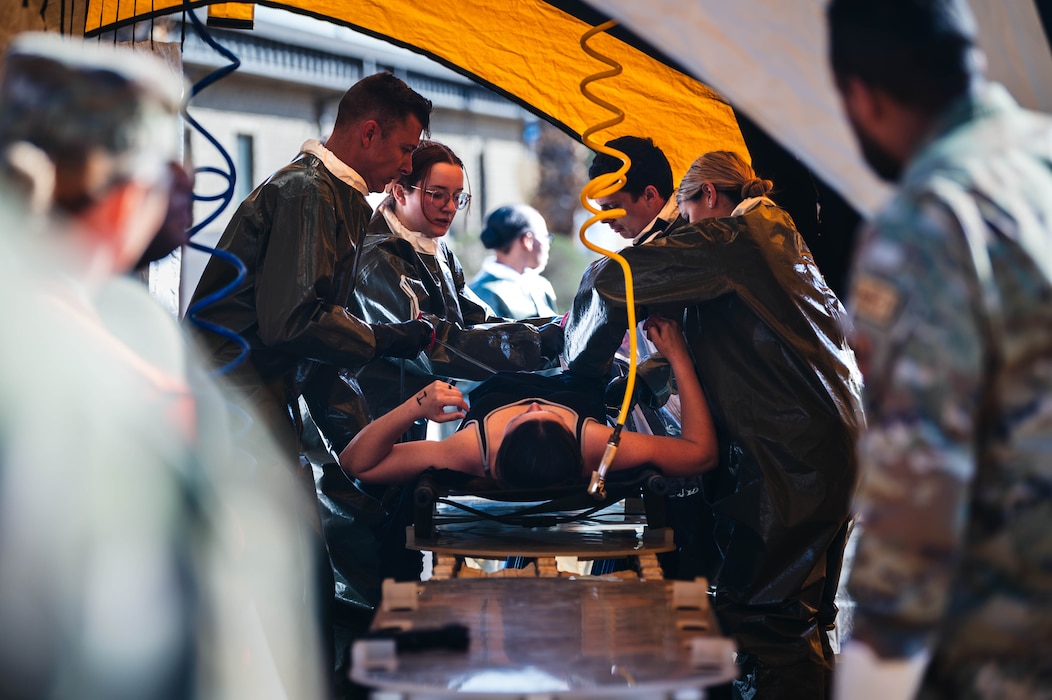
[470,203,559,319]
[566,150,864,699]
[0,33,323,700]
[828,0,1052,698]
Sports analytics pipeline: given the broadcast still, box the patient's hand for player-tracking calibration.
[643,316,689,364]
[411,380,468,423]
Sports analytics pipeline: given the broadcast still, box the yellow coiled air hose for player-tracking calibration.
[578,20,637,499]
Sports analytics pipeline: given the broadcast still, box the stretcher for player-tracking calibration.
[410,465,669,540]
[351,576,737,698]
[409,466,671,579]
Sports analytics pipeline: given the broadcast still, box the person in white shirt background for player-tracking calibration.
[470,203,559,320]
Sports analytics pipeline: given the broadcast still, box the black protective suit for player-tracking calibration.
[564,200,864,700]
[309,204,564,673]
[188,154,431,465]
[186,153,432,697]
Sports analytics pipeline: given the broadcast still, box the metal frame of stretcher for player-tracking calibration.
[410,466,670,541]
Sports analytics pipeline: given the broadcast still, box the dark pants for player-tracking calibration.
[711,518,851,700]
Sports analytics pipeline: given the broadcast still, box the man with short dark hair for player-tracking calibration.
[187,71,435,696]
[588,135,683,245]
[189,72,434,469]
[827,0,1052,697]
[588,136,698,588]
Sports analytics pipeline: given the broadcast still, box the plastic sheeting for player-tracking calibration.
[187,156,432,455]
[564,201,864,698]
[313,212,564,450]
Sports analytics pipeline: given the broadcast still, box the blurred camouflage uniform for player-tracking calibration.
[846,81,1052,698]
[0,33,325,700]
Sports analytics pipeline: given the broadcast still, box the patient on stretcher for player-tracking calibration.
[339,317,716,488]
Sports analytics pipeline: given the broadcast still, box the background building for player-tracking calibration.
[177,7,599,316]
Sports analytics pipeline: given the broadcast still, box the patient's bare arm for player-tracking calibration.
[339,380,468,482]
[643,317,712,463]
[591,316,717,477]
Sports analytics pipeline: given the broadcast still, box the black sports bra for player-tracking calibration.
[462,397,595,478]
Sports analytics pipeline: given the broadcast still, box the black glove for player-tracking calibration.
[371,318,434,360]
[537,321,565,363]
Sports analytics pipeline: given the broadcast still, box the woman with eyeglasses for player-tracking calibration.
[314,140,565,451]
[293,139,565,670]
[469,204,559,320]
[307,140,566,594]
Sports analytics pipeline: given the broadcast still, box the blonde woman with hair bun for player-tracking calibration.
[565,148,864,697]
[676,150,775,222]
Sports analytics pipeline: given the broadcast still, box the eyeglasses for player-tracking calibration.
[411,186,472,211]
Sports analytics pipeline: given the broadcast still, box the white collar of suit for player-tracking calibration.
[480,257,543,281]
[299,139,369,197]
[633,189,681,245]
[378,199,441,256]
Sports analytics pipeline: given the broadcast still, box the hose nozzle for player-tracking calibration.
[587,469,607,500]
[588,423,622,500]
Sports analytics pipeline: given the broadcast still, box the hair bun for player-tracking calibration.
[741,176,773,199]
[481,204,534,249]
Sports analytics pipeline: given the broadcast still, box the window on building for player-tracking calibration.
[235,133,255,202]
[477,150,487,220]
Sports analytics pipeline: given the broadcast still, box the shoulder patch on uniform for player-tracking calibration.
[851,274,902,327]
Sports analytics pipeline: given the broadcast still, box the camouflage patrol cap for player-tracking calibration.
[0,32,187,213]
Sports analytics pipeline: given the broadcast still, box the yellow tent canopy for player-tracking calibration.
[79,0,749,183]
[13,0,877,294]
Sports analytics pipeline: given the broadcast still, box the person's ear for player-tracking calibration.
[391,182,409,206]
[843,76,884,129]
[703,183,717,209]
[360,119,380,148]
[643,184,661,204]
[521,232,535,252]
